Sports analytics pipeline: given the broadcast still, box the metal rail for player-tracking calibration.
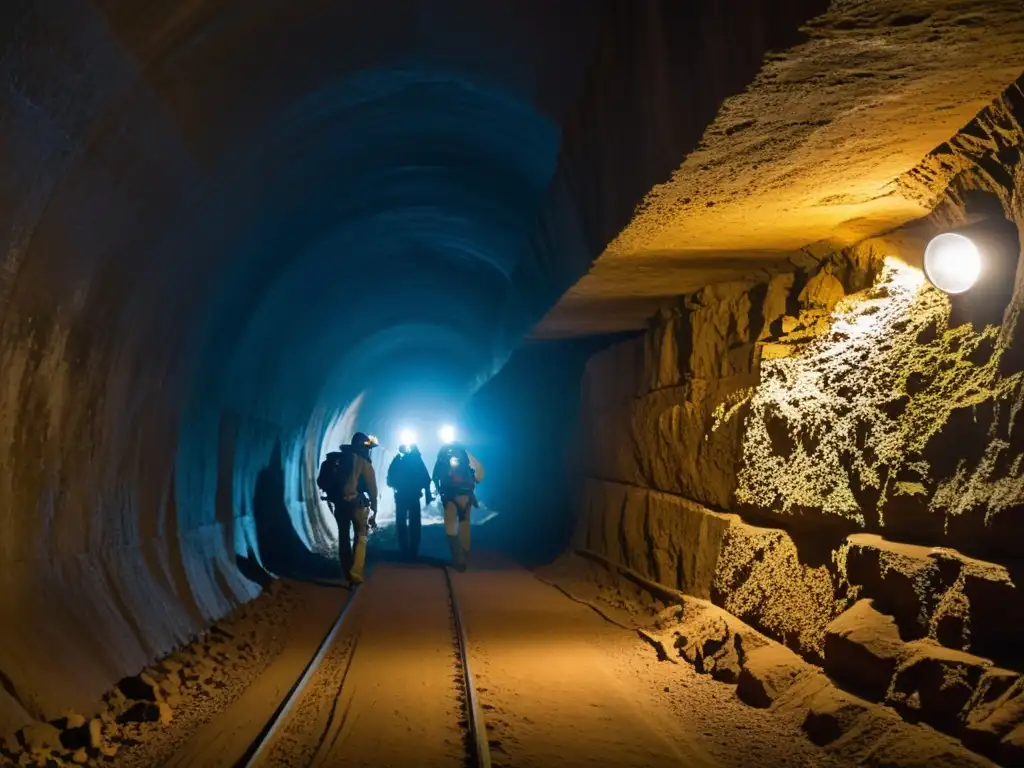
[237,567,490,768]
[237,585,363,768]
[444,565,492,768]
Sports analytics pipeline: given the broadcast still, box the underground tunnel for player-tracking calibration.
[3,0,1024,766]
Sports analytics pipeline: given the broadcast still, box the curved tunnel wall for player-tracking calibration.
[0,0,896,729]
[0,0,608,725]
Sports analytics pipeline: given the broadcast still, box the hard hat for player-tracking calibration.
[351,432,379,448]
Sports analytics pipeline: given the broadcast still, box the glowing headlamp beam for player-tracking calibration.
[399,428,417,446]
[439,424,456,444]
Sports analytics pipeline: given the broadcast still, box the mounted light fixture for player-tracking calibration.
[923,232,982,295]
[921,212,1020,327]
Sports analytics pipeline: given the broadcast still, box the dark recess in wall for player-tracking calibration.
[463,331,641,566]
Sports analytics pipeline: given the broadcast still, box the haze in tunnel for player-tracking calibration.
[0,0,608,722]
[10,1,1021,758]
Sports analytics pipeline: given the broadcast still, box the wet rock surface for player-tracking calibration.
[0,580,300,767]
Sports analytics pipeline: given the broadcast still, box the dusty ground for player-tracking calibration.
[259,564,466,768]
[3,551,1001,767]
[535,553,1000,768]
[453,557,848,768]
[0,581,306,767]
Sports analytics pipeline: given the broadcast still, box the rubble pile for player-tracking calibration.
[0,581,298,767]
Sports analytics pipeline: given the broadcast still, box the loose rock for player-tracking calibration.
[888,640,990,726]
[117,702,162,724]
[736,645,808,708]
[18,723,61,754]
[801,684,875,746]
[824,599,906,701]
[117,674,161,703]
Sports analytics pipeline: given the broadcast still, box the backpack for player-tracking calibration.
[442,448,476,494]
[317,451,348,499]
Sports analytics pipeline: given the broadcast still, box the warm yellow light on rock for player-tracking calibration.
[923,232,982,295]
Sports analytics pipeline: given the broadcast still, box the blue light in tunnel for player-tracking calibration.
[399,428,417,446]
[439,424,456,443]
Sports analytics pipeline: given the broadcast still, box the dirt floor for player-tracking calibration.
[2,548,1001,767]
[259,564,466,768]
[453,558,848,768]
[534,553,1001,768]
[0,580,338,767]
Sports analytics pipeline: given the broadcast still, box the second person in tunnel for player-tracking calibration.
[386,443,433,560]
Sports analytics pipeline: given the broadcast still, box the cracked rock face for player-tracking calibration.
[572,67,1024,766]
[735,257,1024,549]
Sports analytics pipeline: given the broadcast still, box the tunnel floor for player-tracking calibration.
[6,551,927,768]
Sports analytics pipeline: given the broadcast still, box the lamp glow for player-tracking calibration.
[439,424,456,443]
[923,232,982,295]
[399,428,417,446]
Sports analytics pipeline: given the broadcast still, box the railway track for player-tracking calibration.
[235,565,490,768]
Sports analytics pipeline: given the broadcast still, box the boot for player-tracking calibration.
[349,535,367,585]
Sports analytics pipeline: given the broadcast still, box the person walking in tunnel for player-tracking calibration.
[316,432,379,586]
[386,443,433,560]
[432,442,485,572]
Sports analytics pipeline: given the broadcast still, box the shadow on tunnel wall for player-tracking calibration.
[248,439,340,581]
[462,332,640,567]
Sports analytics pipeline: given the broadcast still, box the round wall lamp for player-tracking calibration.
[922,215,1020,327]
[923,232,982,295]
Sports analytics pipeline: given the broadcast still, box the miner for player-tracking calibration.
[317,431,379,586]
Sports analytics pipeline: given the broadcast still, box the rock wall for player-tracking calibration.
[572,74,1024,763]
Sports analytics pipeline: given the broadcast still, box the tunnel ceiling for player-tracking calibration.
[1,0,606,440]
[536,1,1024,338]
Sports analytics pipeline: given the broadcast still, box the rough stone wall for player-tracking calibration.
[573,75,1024,691]
[502,0,829,345]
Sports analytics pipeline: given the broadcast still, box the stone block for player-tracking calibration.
[18,722,61,753]
[843,534,1024,666]
[116,673,161,702]
[866,728,996,768]
[736,644,810,708]
[801,684,876,746]
[798,271,845,312]
[888,640,991,727]
[824,599,906,701]
[963,678,1024,754]
[714,522,841,661]
[999,722,1024,766]
[844,535,938,640]
[116,701,171,725]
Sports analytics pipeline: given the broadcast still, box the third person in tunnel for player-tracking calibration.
[386,443,432,560]
[432,442,484,572]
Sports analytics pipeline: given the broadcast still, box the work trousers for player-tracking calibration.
[334,500,370,584]
[394,494,422,559]
[443,494,472,571]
